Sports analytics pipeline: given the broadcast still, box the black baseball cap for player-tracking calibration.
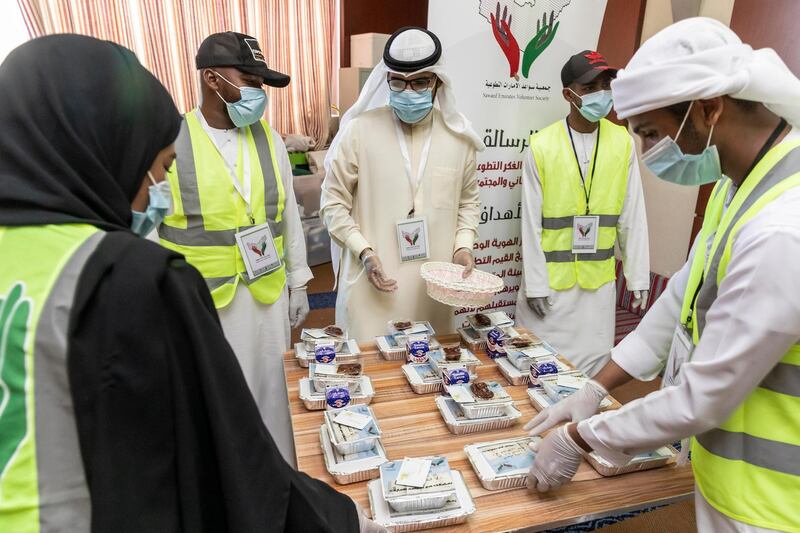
[196,32,290,88]
[561,50,617,87]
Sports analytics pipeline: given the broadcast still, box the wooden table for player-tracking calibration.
[284,333,694,532]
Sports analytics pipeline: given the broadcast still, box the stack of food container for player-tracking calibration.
[457,311,515,351]
[436,379,521,435]
[376,320,440,361]
[299,361,375,410]
[319,404,388,484]
[296,325,361,368]
[402,341,481,395]
[494,332,564,385]
[367,456,475,531]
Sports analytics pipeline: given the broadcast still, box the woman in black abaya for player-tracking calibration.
[0,34,361,532]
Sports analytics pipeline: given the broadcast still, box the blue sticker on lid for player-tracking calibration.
[315,342,336,364]
[406,336,430,363]
[326,386,351,409]
[486,327,506,359]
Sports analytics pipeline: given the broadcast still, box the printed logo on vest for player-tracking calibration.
[0,283,32,477]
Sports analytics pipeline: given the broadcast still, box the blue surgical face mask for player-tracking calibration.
[389,88,434,124]
[569,88,613,122]
[213,70,268,127]
[642,101,722,186]
[131,172,171,237]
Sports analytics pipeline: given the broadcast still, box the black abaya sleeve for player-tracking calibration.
[68,232,359,533]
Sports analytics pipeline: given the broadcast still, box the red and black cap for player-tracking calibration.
[561,50,617,87]
[196,32,290,88]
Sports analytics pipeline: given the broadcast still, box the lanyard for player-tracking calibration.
[200,110,255,224]
[393,114,433,217]
[684,118,788,330]
[566,119,601,215]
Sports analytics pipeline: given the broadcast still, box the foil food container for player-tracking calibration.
[319,425,387,485]
[527,385,613,412]
[496,356,529,386]
[310,362,363,393]
[324,404,382,455]
[377,334,440,361]
[464,435,541,491]
[299,377,374,411]
[465,311,514,332]
[380,456,456,513]
[368,470,475,533]
[300,326,349,352]
[427,347,481,376]
[505,341,558,371]
[435,396,521,435]
[387,320,436,346]
[447,381,514,420]
[401,363,444,395]
[587,446,677,477]
[294,340,361,368]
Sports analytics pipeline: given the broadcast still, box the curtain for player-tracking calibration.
[16,0,335,148]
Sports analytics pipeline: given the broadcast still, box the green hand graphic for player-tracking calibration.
[521,11,560,78]
[0,283,31,477]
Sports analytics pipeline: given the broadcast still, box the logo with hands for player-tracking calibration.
[482,0,566,79]
[0,283,32,478]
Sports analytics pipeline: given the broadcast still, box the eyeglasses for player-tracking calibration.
[387,76,436,93]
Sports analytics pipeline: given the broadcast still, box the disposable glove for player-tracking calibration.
[631,290,650,311]
[362,249,398,292]
[288,286,310,328]
[527,296,550,319]
[355,501,388,533]
[452,247,475,278]
[524,379,608,437]
[526,425,583,492]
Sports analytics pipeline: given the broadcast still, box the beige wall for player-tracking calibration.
[632,0,734,277]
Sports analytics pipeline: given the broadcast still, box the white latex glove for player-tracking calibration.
[524,379,608,436]
[362,249,398,292]
[355,501,388,533]
[631,290,650,311]
[526,425,583,492]
[452,247,475,278]
[288,286,309,328]
[527,296,550,319]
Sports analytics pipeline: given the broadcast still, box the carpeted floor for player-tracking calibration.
[297,263,697,532]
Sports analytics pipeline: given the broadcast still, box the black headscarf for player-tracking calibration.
[0,34,181,230]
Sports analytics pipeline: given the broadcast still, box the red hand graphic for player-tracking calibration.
[490,2,520,79]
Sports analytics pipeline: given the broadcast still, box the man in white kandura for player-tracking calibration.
[516,50,650,377]
[321,27,483,341]
[524,18,800,532]
[158,32,311,466]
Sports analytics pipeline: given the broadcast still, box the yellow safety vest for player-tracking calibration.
[0,223,103,532]
[159,109,286,309]
[682,139,800,532]
[530,118,631,291]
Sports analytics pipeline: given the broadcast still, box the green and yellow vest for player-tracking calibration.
[159,109,286,309]
[530,118,631,291]
[0,224,104,532]
[681,139,800,532]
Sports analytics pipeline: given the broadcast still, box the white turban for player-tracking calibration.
[611,17,800,127]
[324,27,484,173]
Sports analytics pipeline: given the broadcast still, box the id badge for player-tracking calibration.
[572,215,600,254]
[396,216,430,262]
[235,223,282,281]
[663,325,694,388]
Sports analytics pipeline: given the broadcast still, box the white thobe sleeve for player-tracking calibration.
[616,143,650,291]
[521,148,550,298]
[579,205,800,465]
[319,124,371,257]
[610,240,695,380]
[454,150,480,252]
[271,128,313,289]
